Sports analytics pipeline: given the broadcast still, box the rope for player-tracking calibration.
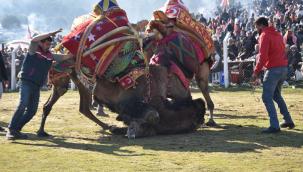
[83,35,137,57]
[249,78,261,102]
[75,18,101,72]
[89,26,131,48]
[250,85,261,102]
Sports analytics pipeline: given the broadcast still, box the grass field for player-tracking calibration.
[0,88,302,172]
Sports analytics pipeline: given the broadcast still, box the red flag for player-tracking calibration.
[221,0,230,9]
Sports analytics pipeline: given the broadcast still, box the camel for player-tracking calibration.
[143,19,216,126]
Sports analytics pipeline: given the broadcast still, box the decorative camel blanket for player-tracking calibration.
[152,0,215,58]
[61,8,146,90]
[48,59,75,85]
[150,31,206,89]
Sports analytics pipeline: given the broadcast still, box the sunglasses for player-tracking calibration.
[41,37,53,43]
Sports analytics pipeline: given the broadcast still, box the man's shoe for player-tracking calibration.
[6,130,28,140]
[261,127,281,134]
[0,126,5,132]
[280,122,295,129]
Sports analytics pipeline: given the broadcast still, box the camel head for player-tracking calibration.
[146,11,176,41]
[126,107,160,139]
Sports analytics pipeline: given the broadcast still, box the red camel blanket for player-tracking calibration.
[61,8,146,90]
[62,8,130,77]
[150,31,206,89]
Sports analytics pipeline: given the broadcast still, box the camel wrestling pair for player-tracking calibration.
[37,0,216,139]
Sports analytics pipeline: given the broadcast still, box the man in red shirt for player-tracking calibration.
[252,17,295,133]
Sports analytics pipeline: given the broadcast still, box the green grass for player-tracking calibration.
[0,88,303,172]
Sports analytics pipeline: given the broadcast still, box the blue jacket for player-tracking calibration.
[20,53,52,87]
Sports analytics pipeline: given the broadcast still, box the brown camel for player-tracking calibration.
[143,21,216,126]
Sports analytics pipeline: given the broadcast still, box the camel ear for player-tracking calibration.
[153,11,169,23]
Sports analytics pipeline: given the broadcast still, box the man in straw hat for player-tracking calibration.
[6,29,73,140]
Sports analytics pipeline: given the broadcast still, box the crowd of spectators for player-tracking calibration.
[195,0,303,83]
[0,46,26,90]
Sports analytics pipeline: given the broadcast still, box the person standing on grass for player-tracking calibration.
[6,29,73,140]
[0,51,9,132]
[252,17,295,134]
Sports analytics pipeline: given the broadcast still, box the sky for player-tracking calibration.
[0,0,252,41]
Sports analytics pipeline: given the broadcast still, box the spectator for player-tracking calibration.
[23,48,28,56]
[198,13,207,25]
[0,51,9,131]
[296,22,303,50]
[238,31,258,60]
[246,16,255,31]
[221,9,230,23]
[283,29,297,46]
[227,38,238,61]
[288,45,302,79]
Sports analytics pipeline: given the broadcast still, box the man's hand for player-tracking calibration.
[251,73,260,86]
[51,28,63,36]
[32,29,63,42]
[252,73,258,81]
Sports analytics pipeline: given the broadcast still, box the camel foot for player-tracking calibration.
[205,119,218,127]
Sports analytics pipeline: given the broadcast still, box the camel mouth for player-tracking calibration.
[126,121,140,139]
[124,107,159,139]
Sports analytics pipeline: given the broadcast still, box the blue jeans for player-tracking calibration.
[262,67,293,129]
[8,80,40,131]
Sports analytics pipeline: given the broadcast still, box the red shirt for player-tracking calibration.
[254,26,288,75]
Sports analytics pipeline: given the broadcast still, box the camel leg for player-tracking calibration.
[195,62,216,126]
[37,84,68,137]
[70,73,109,130]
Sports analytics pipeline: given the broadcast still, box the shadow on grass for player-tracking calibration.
[191,86,258,93]
[215,113,260,120]
[6,132,150,157]
[6,124,303,155]
[0,121,8,128]
[116,124,303,153]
